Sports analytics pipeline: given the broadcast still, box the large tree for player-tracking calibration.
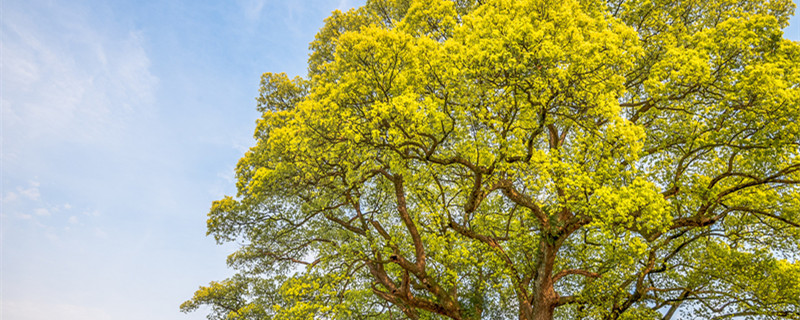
[182,0,800,319]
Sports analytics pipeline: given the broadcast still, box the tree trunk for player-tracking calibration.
[530,298,555,320]
[521,240,559,320]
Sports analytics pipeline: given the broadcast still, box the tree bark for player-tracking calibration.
[523,240,559,320]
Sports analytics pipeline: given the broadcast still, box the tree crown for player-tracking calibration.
[183,0,800,319]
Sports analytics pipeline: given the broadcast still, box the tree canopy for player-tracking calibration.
[182,0,800,319]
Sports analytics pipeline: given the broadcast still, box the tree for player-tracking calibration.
[182,0,800,319]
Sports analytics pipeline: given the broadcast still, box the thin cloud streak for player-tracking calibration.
[1,4,158,156]
[238,0,268,21]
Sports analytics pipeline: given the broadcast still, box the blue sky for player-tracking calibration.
[1,0,362,319]
[0,1,798,320]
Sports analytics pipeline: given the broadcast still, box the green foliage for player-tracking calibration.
[184,0,800,319]
[180,274,279,320]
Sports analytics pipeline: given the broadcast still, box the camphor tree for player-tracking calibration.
[181,0,800,319]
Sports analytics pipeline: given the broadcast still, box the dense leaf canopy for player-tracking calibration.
[182,0,800,319]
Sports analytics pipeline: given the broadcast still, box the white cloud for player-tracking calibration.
[94,228,108,239]
[238,0,268,21]
[1,181,42,212]
[83,210,101,217]
[17,182,41,201]
[44,232,59,241]
[337,0,359,11]
[69,216,79,224]
[3,191,19,203]
[34,208,50,217]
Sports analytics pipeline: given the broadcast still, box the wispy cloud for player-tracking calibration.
[3,180,77,225]
[238,0,268,21]
[337,0,359,11]
[34,208,50,217]
[1,2,158,242]
[1,3,158,158]
[2,181,41,203]
[94,228,109,239]
[1,2,145,246]
[4,180,37,201]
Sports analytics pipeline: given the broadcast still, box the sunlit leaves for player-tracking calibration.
[185,0,800,319]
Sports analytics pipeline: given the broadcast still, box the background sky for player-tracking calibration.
[0,1,798,320]
[1,0,363,319]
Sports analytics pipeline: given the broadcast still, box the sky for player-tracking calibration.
[0,1,798,320]
[1,0,362,319]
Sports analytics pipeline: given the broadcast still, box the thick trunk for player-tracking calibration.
[530,293,555,320]
[531,307,554,320]
[520,241,559,320]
